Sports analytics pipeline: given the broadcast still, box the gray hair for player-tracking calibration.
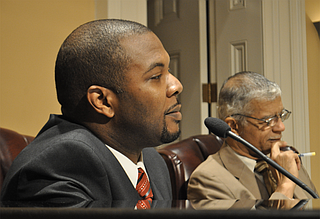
[218,71,281,125]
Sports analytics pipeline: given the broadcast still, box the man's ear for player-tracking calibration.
[87,85,116,118]
[225,117,240,135]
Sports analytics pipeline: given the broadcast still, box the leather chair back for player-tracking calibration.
[0,128,34,192]
[157,134,223,200]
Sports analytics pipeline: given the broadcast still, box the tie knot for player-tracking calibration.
[255,160,269,173]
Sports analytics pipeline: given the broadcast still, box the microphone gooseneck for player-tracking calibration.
[204,117,319,199]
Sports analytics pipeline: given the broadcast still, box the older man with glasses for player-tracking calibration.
[188,71,317,202]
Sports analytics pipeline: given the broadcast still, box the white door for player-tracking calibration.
[148,0,209,140]
[212,0,263,103]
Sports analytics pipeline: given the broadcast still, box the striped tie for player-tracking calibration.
[136,168,153,209]
[255,160,278,196]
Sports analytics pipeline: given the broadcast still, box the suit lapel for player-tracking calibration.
[149,180,163,200]
[219,144,262,199]
[103,146,141,200]
[143,148,172,200]
[293,185,309,199]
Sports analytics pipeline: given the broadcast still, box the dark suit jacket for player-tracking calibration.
[1,115,172,207]
[188,142,317,200]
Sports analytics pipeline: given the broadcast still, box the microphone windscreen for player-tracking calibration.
[204,117,231,138]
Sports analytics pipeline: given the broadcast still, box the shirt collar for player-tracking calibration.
[233,150,256,173]
[106,145,147,187]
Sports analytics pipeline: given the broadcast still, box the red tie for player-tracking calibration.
[136,168,153,209]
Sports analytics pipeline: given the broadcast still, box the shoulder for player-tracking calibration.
[142,147,165,163]
[9,116,113,175]
[189,151,243,191]
[187,154,236,200]
[29,115,107,155]
[142,147,167,171]
[190,154,226,181]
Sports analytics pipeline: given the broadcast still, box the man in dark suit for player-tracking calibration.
[1,19,183,208]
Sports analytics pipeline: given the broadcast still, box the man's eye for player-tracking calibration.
[151,74,162,80]
[264,117,274,123]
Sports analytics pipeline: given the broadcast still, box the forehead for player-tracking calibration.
[249,96,283,117]
[120,32,169,69]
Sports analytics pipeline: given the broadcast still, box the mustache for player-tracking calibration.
[269,135,282,140]
[164,99,181,115]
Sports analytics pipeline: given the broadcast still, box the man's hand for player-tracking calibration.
[270,141,301,199]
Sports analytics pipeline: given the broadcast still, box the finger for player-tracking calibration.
[294,153,301,170]
[271,141,286,159]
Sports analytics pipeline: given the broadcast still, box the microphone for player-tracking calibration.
[204,117,319,199]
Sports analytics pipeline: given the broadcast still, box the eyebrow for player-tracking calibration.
[144,63,165,75]
[261,108,285,120]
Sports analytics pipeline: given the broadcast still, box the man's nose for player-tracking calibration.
[272,117,286,132]
[167,73,183,97]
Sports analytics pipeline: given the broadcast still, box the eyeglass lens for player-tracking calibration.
[270,110,290,126]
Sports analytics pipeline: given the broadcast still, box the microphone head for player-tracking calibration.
[204,117,231,138]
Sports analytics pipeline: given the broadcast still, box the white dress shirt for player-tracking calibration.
[106,145,148,187]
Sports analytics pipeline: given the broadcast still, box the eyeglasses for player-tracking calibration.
[231,109,291,127]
